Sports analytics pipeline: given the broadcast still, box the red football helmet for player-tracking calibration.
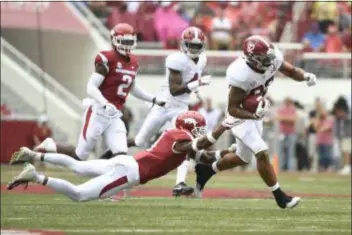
[242,35,276,71]
[180,27,205,59]
[175,111,207,138]
[110,23,137,55]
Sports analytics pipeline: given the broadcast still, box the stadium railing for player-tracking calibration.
[1,38,83,112]
[132,44,351,79]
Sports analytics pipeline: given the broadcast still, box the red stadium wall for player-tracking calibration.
[0,120,37,164]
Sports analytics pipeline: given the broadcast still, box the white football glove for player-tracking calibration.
[304,72,317,87]
[103,103,118,117]
[198,75,211,86]
[228,143,237,152]
[221,113,244,129]
[153,97,167,107]
[187,75,211,91]
[253,97,270,119]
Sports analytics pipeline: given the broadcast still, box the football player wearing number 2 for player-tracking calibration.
[35,23,165,161]
[128,27,210,197]
[196,35,317,209]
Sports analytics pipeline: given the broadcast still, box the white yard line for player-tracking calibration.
[34,228,352,233]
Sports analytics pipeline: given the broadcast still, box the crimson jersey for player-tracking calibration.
[135,129,193,184]
[94,50,139,110]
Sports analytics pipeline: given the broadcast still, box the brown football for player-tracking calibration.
[242,95,263,113]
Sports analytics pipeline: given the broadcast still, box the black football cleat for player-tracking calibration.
[194,164,216,198]
[273,189,301,209]
[172,182,194,197]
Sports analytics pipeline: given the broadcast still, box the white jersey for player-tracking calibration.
[157,52,207,108]
[226,45,284,96]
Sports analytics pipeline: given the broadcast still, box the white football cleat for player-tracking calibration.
[339,165,351,175]
[286,197,301,209]
[34,137,57,153]
[7,163,37,190]
[10,147,36,165]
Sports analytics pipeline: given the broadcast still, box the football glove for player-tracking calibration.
[304,72,317,87]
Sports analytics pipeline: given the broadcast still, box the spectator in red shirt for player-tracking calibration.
[32,115,52,149]
[315,107,335,172]
[325,24,344,52]
[276,97,298,171]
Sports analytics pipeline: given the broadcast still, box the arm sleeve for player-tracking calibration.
[86,72,108,105]
[130,81,154,103]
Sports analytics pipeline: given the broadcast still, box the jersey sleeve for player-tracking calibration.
[94,52,109,72]
[165,53,186,72]
[226,61,250,91]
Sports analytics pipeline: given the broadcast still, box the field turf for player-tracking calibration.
[1,165,351,235]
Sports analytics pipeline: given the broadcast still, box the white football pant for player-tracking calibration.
[134,105,190,184]
[231,120,268,163]
[38,154,139,201]
[75,106,128,160]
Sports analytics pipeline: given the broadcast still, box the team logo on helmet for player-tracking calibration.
[247,42,255,54]
[184,118,197,127]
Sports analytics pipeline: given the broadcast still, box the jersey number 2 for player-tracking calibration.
[117,75,133,97]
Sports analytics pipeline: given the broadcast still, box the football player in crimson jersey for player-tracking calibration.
[8,112,235,203]
[195,35,317,209]
[34,23,165,161]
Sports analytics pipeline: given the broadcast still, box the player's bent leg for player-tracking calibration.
[134,106,168,148]
[11,148,114,177]
[8,162,139,202]
[255,150,301,209]
[75,107,107,160]
[34,138,80,160]
[104,118,128,157]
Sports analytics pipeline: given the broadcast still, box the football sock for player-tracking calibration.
[270,182,280,191]
[176,160,189,184]
[211,161,220,173]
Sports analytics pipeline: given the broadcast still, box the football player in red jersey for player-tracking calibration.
[8,111,235,202]
[195,35,317,209]
[34,23,165,161]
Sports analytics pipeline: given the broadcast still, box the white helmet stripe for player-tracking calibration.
[194,27,198,40]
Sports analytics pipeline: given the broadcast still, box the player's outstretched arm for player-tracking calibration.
[130,82,166,106]
[173,124,227,154]
[279,61,317,86]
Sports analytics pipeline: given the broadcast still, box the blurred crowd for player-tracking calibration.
[86,1,292,50]
[87,1,351,52]
[266,95,351,175]
[300,2,351,52]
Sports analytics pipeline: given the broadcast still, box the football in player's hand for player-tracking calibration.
[242,95,263,113]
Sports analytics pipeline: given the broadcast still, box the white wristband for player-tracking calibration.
[187,81,200,91]
[192,138,200,152]
[215,151,221,160]
[206,132,217,144]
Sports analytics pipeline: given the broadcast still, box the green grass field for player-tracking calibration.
[1,165,351,235]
